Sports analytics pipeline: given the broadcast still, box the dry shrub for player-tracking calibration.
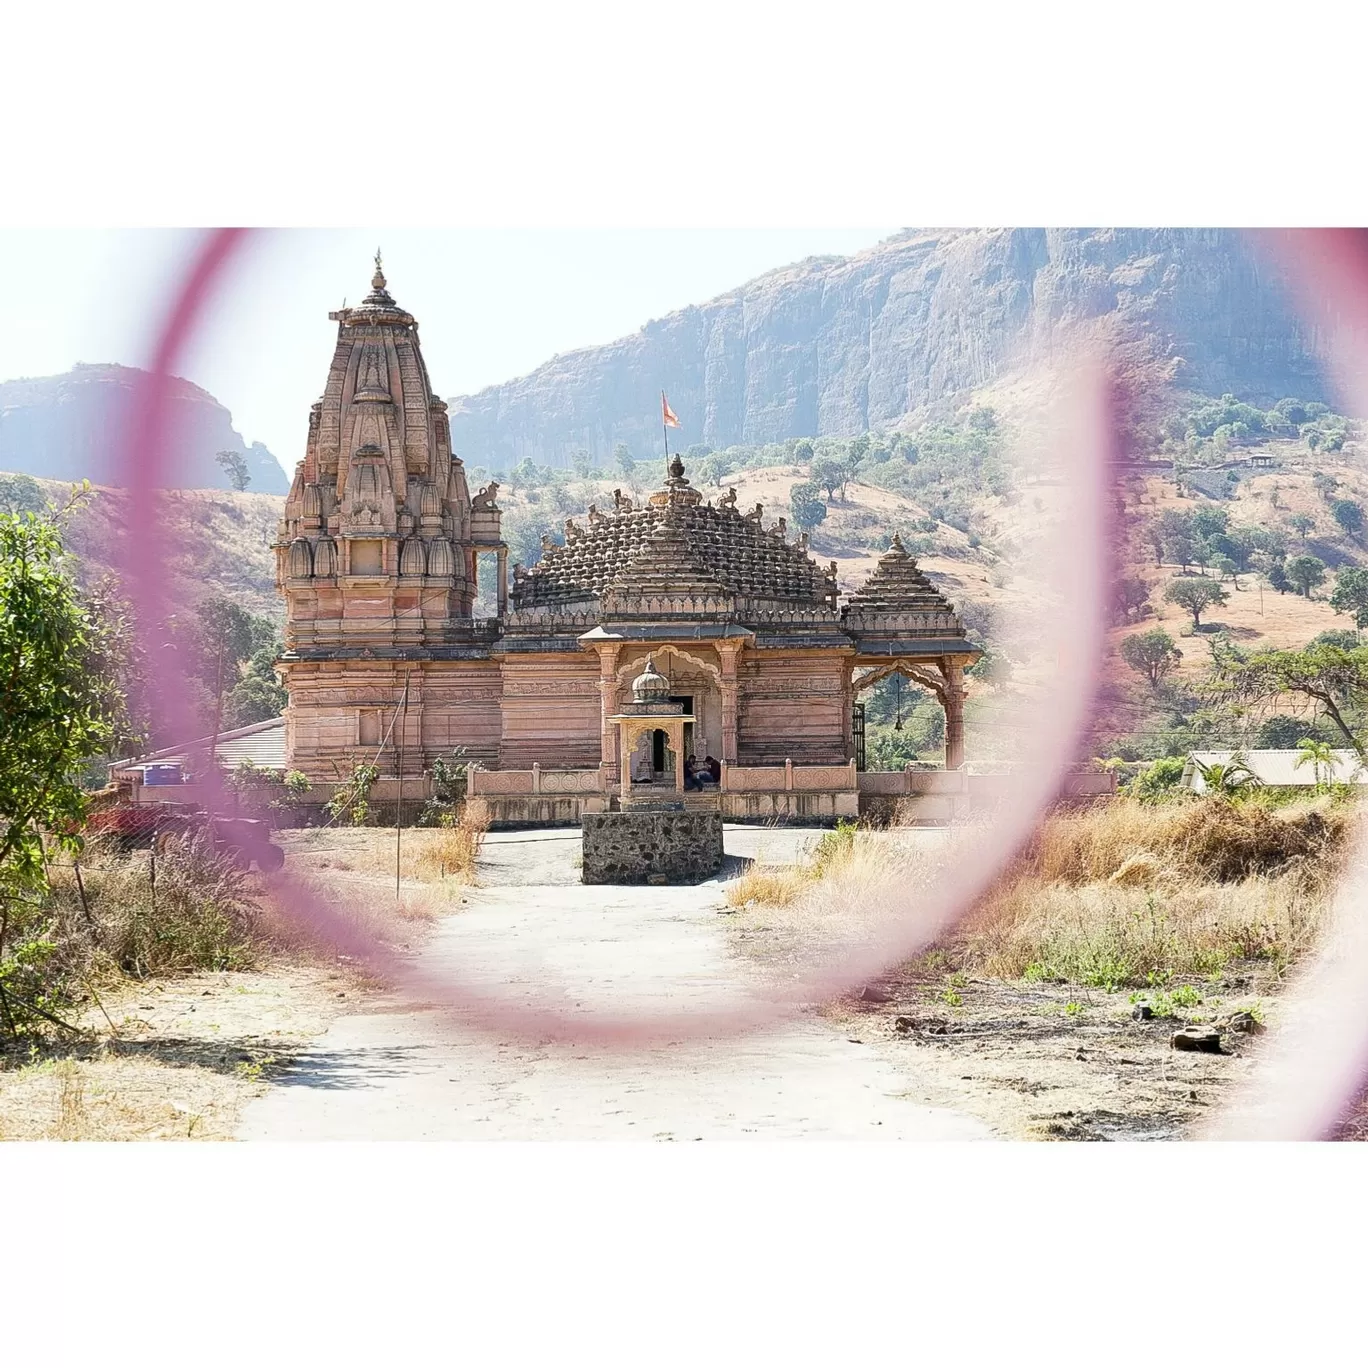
[725,821,861,910]
[35,831,265,985]
[414,800,489,883]
[1017,797,1348,886]
[954,797,1352,987]
[727,798,1355,991]
[725,866,811,908]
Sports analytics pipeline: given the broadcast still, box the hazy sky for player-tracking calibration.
[1,228,896,474]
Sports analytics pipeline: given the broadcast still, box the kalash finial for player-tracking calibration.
[372,247,385,292]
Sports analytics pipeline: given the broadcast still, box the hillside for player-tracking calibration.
[1099,427,1368,760]
[6,473,285,623]
[447,228,1347,469]
[0,364,288,493]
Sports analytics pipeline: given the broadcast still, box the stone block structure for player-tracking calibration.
[581,810,724,884]
[275,261,980,813]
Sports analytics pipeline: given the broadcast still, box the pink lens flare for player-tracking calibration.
[1202,230,1368,1141]
[131,226,1368,1084]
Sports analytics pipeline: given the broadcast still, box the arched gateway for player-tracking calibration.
[275,263,979,818]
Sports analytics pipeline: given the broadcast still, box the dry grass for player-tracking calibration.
[727,797,1354,990]
[725,865,812,908]
[285,801,490,887]
[413,800,489,882]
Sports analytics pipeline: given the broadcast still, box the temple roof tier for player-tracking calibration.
[511,457,836,616]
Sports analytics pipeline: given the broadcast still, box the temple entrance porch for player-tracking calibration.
[850,654,974,771]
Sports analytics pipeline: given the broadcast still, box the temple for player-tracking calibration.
[275,262,980,822]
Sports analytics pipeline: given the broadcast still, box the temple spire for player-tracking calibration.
[363,247,395,307]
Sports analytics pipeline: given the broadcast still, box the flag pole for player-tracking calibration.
[661,390,670,469]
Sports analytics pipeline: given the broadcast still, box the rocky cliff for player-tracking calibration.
[0,363,288,493]
[447,228,1341,469]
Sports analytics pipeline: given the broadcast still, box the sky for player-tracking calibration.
[0,228,897,474]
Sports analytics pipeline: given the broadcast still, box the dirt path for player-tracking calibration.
[0,965,350,1141]
[237,827,994,1141]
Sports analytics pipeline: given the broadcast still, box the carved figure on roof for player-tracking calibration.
[472,481,500,512]
[613,488,633,511]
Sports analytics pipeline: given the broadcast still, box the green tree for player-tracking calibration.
[1163,575,1229,628]
[1119,628,1182,687]
[1294,737,1337,790]
[789,480,827,533]
[1288,511,1316,543]
[612,443,634,478]
[0,503,127,1028]
[1331,567,1368,629]
[215,449,251,492]
[1267,561,1291,594]
[1215,644,1368,756]
[1192,753,1262,796]
[570,448,594,480]
[1256,715,1322,748]
[1190,504,1229,542]
[1110,575,1152,626]
[967,647,1013,690]
[1333,498,1365,539]
[809,456,845,501]
[1128,755,1187,801]
[0,473,47,516]
[697,452,734,487]
[793,438,815,464]
[1286,554,1327,597]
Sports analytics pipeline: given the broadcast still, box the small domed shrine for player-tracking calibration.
[276,265,979,814]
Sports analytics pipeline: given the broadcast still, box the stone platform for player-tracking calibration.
[581,808,725,885]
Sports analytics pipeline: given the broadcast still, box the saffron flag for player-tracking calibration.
[661,392,681,429]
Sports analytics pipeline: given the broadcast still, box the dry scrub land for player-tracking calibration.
[725,798,1345,1140]
[1,802,1351,1142]
[0,826,479,1141]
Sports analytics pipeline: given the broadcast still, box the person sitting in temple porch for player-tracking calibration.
[683,755,703,791]
[705,755,721,784]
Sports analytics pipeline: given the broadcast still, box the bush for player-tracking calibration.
[1128,756,1187,800]
[1,832,270,1035]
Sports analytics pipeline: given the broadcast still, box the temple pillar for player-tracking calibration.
[672,720,686,793]
[943,658,966,770]
[597,644,622,782]
[719,642,741,765]
[496,547,508,617]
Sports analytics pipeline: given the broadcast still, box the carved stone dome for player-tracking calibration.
[631,655,671,704]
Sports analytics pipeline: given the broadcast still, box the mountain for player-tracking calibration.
[447,228,1344,469]
[0,363,289,493]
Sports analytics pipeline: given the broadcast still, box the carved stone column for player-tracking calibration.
[597,643,622,783]
[943,658,967,770]
[719,642,741,765]
[496,547,508,617]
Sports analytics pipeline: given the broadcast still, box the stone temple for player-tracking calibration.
[275,261,980,823]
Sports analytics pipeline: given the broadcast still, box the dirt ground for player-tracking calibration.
[0,965,352,1141]
[1,824,1285,1141]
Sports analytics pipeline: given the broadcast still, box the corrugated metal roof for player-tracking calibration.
[111,716,288,778]
[1181,749,1367,792]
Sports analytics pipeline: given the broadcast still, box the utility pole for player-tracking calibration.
[395,671,411,898]
[207,630,226,778]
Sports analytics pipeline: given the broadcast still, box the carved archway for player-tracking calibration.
[615,643,722,687]
[853,659,948,705]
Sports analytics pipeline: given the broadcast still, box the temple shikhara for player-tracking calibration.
[275,260,980,822]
